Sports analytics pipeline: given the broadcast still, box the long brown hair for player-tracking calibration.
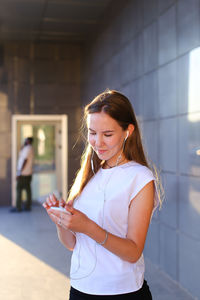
[68,90,163,206]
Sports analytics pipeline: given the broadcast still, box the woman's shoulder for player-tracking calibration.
[119,161,154,178]
[120,161,150,171]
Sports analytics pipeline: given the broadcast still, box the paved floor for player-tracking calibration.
[0,203,196,300]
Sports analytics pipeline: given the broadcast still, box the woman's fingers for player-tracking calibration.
[48,208,61,218]
[43,194,59,209]
[59,198,66,207]
[43,202,48,208]
[44,200,88,233]
[67,200,73,207]
[48,210,70,230]
[43,195,52,208]
[66,204,75,215]
[48,211,62,226]
[48,208,71,219]
[43,195,70,230]
[50,194,58,206]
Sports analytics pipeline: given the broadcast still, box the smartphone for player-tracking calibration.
[49,206,71,215]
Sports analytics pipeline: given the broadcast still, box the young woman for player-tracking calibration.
[43,90,161,299]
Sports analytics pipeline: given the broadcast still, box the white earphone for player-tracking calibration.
[125,131,129,141]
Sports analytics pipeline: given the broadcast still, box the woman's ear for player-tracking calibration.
[128,124,135,135]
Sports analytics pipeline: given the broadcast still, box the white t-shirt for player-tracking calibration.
[17,145,34,176]
[70,161,159,295]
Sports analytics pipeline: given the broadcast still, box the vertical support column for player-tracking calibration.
[13,56,18,113]
[11,115,17,206]
[61,115,68,200]
[30,43,35,114]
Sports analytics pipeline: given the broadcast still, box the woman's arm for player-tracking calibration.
[56,225,76,251]
[62,180,154,262]
[86,181,154,262]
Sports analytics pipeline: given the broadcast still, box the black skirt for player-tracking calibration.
[69,280,152,300]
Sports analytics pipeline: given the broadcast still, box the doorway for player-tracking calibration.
[11,115,68,206]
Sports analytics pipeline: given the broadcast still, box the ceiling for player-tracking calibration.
[0,0,113,42]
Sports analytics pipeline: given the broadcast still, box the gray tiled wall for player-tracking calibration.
[158,5,176,65]
[81,0,200,298]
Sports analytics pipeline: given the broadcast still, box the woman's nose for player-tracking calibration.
[95,135,104,147]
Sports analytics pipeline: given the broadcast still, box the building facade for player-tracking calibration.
[0,0,199,298]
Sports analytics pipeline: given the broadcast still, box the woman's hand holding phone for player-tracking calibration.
[43,194,68,226]
[50,206,71,215]
[43,194,64,209]
[43,194,90,234]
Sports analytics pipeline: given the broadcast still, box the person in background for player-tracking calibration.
[11,137,34,212]
[43,90,163,299]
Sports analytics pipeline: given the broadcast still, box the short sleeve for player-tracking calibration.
[129,167,159,212]
[22,146,31,159]
[22,147,29,159]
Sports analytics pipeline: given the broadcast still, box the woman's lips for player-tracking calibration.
[97,150,107,155]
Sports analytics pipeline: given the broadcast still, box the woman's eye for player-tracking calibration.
[89,132,96,135]
[104,134,112,137]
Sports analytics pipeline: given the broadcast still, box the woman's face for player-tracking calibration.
[87,111,127,164]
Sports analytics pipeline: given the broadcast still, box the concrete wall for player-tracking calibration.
[0,41,81,206]
[81,0,200,298]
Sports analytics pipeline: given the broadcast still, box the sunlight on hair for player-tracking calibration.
[68,147,90,202]
[68,169,83,201]
[151,163,165,209]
